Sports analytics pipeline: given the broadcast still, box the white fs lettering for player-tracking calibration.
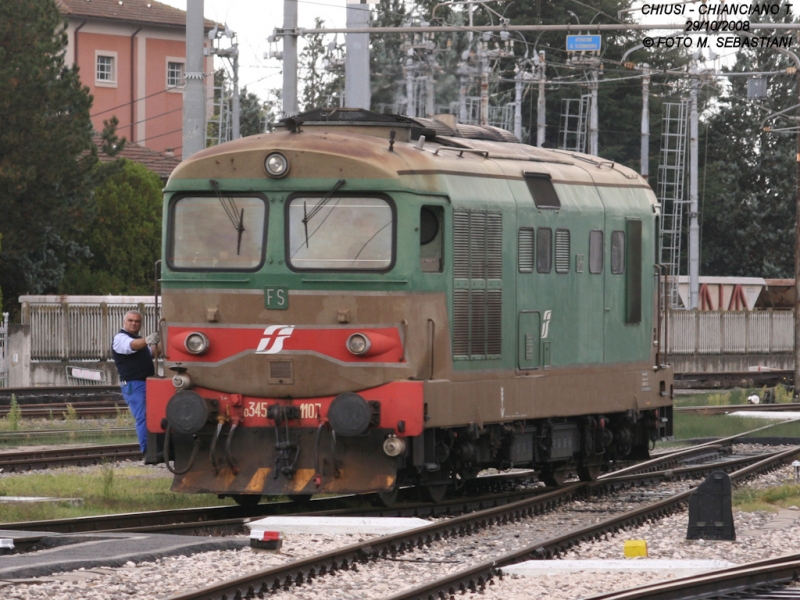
[541,310,552,339]
[256,325,295,354]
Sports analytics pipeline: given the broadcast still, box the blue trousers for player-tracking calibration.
[121,380,147,453]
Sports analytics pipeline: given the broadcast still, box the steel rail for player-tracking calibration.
[385,446,800,600]
[164,447,794,600]
[0,443,141,471]
[585,552,800,599]
[0,386,121,402]
[0,427,135,441]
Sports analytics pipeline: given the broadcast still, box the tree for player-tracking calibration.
[299,17,344,110]
[698,12,797,278]
[101,116,127,157]
[0,0,96,313]
[239,87,266,137]
[59,160,163,295]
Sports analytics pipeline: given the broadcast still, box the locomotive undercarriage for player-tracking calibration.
[395,407,672,494]
[164,404,672,504]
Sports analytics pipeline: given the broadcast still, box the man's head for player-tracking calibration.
[123,311,143,335]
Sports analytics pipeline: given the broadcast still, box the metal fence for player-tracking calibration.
[20,296,159,362]
[667,309,793,355]
[0,312,8,387]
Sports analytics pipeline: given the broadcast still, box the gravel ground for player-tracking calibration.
[1,445,799,599]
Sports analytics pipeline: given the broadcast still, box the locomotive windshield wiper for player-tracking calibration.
[301,179,346,248]
[209,179,245,255]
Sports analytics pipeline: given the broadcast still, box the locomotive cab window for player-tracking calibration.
[420,206,443,273]
[524,173,561,209]
[287,196,394,271]
[168,194,267,270]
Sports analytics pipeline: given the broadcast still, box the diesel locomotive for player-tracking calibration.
[146,108,673,504]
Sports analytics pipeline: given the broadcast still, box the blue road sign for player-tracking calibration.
[567,35,602,52]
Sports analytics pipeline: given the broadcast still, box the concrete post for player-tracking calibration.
[232,47,240,139]
[345,1,371,109]
[514,65,523,140]
[689,72,700,310]
[406,59,415,117]
[641,63,650,179]
[283,0,298,116]
[426,75,435,117]
[589,66,598,156]
[182,0,206,159]
[537,51,546,147]
[480,49,489,126]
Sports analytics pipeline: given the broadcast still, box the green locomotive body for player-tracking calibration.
[147,108,673,502]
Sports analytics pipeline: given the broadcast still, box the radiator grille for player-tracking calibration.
[453,209,502,360]
[269,361,293,380]
[555,229,571,274]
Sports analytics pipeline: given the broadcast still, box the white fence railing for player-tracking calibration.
[20,296,159,362]
[666,309,793,355]
[14,300,796,362]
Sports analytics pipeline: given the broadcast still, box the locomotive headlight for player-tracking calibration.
[265,152,289,178]
[346,333,371,356]
[184,332,210,355]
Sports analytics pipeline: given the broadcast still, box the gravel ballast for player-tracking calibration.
[1,448,799,599]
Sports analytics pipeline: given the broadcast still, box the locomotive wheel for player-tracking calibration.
[420,483,448,503]
[287,494,313,503]
[231,494,262,507]
[539,468,567,487]
[577,464,602,482]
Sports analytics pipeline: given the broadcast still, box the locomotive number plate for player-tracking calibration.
[300,403,322,419]
[244,400,270,418]
[265,286,288,310]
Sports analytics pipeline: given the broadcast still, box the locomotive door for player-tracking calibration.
[517,311,541,369]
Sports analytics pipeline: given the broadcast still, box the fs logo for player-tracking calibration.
[256,325,295,354]
[541,310,552,339]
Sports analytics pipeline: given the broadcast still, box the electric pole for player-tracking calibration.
[345,0,371,109]
[282,0,298,116]
[182,0,206,159]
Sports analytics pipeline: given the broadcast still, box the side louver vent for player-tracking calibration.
[555,229,570,274]
[518,228,534,273]
[453,209,503,360]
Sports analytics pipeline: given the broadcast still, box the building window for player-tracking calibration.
[96,55,115,83]
[167,61,185,88]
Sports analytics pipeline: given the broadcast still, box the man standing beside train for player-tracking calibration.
[112,310,162,463]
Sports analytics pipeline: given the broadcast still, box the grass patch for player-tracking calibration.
[0,417,137,448]
[674,413,800,440]
[734,484,800,512]
[0,464,236,523]
[676,384,795,408]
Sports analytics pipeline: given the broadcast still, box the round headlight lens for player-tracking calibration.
[346,333,371,356]
[185,332,209,355]
[265,152,289,178]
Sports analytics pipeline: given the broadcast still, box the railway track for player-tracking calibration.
[587,552,800,599]
[0,426,135,443]
[158,444,796,600]
[0,440,736,537]
[0,443,141,471]
[0,385,121,403]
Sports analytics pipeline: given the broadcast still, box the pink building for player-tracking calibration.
[58,0,214,160]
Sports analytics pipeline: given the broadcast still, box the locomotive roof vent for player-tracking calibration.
[278,107,520,144]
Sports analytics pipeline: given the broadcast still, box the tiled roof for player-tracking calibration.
[94,134,180,180]
[57,0,217,29]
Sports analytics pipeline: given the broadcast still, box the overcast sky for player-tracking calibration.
[157,0,350,100]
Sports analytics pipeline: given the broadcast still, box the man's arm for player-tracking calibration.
[113,333,148,354]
